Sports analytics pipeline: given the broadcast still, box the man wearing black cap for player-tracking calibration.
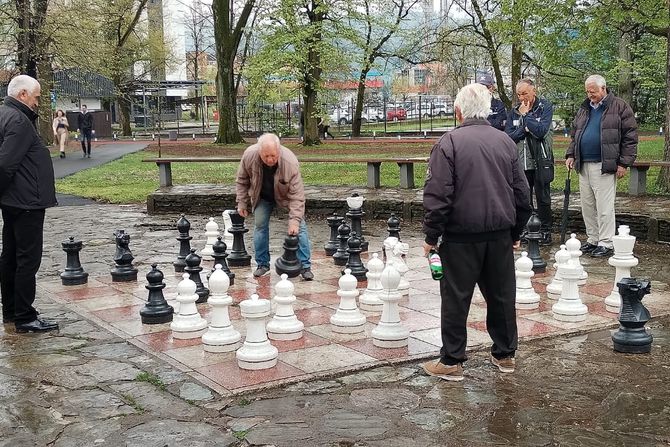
[477,73,507,131]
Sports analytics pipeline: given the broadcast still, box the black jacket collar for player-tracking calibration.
[4,96,38,122]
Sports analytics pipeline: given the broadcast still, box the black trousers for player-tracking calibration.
[81,128,92,154]
[0,207,45,324]
[525,169,552,232]
[438,238,518,365]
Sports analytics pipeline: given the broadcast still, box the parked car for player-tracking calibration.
[386,107,407,121]
[329,108,381,125]
[407,103,452,119]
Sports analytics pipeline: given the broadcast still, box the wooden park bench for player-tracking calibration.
[142,156,429,189]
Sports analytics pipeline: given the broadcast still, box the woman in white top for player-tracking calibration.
[52,109,69,158]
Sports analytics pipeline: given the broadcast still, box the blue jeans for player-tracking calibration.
[253,199,311,269]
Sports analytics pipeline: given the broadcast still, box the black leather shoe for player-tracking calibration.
[301,268,314,281]
[15,318,59,333]
[580,242,598,253]
[590,246,613,258]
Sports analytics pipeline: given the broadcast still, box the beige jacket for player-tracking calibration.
[235,143,306,226]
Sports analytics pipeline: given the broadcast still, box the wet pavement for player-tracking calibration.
[0,202,669,445]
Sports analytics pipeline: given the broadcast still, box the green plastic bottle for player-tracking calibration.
[427,249,443,280]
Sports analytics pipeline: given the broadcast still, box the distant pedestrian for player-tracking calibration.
[422,83,531,381]
[318,116,334,140]
[566,74,638,258]
[0,74,59,333]
[52,109,69,158]
[477,73,507,131]
[505,79,554,245]
[298,106,305,141]
[77,104,93,158]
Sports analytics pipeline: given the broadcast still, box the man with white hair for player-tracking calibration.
[566,75,637,258]
[0,74,58,333]
[422,83,531,381]
[236,133,313,280]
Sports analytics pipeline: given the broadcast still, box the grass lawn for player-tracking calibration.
[55,136,669,204]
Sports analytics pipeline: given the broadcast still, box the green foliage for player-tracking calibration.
[134,371,167,391]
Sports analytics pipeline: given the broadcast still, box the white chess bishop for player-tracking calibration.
[372,264,409,348]
[552,254,588,322]
[237,294,278,370]
[202,265,240,352]
[359,253,384,312]
[331,269,367,333]
[267,274,304,340]
[170,273,208,339]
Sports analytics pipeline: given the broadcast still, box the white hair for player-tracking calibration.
[257,132,281,150]
[7,75,40,98]
[585,74,607,88]
[454,83,491,119]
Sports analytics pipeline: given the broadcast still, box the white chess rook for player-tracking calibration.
[372,264,409,348]
[566,233,588,285]
[331,269,367,333]
[359,253,384,312]
[546,245,571,300]
[170,273,208,339]
[201,217,220,260]
[267,274,304,340]
[236,294,278,370]
[605,225,638,313]
[515,251,540,309]
[552,257,588,322]
[202,265,240,352]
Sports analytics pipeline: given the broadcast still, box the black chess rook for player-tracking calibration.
[60,236,89,286]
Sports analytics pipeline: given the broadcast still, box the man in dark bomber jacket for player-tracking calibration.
[0,75,59,333]
[421,83,531,382]
[566,75,637,258]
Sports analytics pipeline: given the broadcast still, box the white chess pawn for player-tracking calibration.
[552,254,588,322]
[267,274,304,340]
[546,245,571,300]
[359,253,384,312]
[605,225,638,313]
[565,234,588,285]
[201,217,219,260]
[236,294,278,370]
[202,265,240,352]
[331,269,366,333]
[372,264,409,348]
[515,251,540,309]
[170,273,208,339]
[221,210,235,248]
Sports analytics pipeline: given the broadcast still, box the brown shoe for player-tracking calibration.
[491,355,515,373]
[422,359,464,381]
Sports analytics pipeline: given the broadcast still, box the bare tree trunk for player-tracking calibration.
[302,1,324,146]
[511,42,523,103]
[618,30,634,107]
[352,70,369,138]
[657,18,670,192]
[118,95,133,136]
[37,60,53,144]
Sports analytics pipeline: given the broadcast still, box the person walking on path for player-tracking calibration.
[235,133,314,280]
[52,109,69,158]
[0,75,59,333]
[565,74,638,258]
[477,73,507,131]
[77,104,93,158]
[422,83,531,381]
[505,78,554,245]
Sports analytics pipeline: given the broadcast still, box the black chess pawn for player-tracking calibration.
[111,230,138,282]
[174,214,192,274]
[275,234,303,278]
[346,193,368,252]
[612,278,653,353]
[185,249,210,303]
[387,213,401,240]
[333,221,351,266]
[210,236,235,285]
[343,231,368,281]
[60,236,89,285]
[227,210,252,267]
[324,214,344,256]
[140,264,174,324]
[525,213,546,273]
